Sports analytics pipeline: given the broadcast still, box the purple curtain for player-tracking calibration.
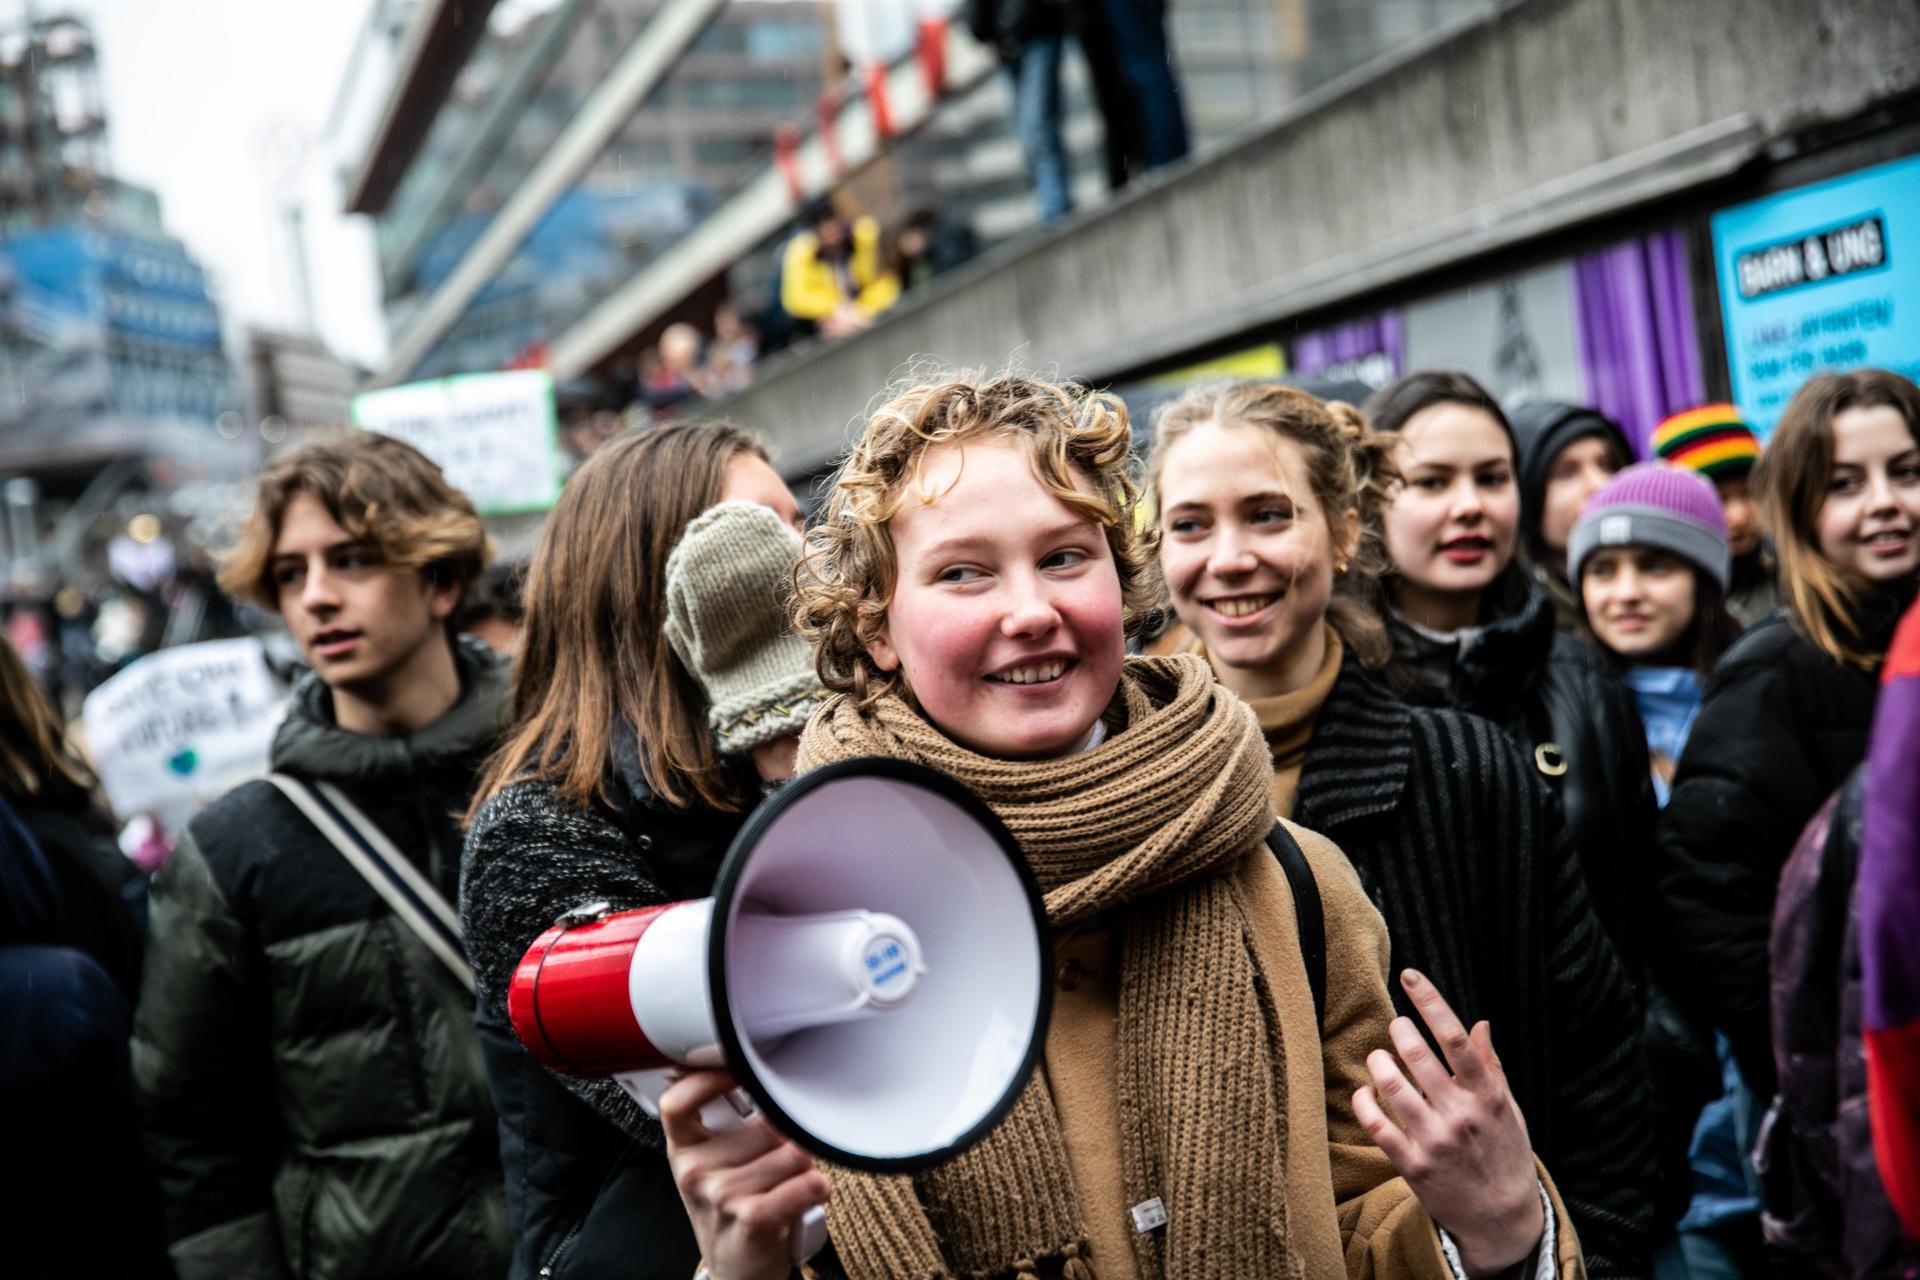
[1572,229,1705,457]
[1290,312,1406,384]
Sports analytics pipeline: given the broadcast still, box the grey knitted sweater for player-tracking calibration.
[460,765,749,1146]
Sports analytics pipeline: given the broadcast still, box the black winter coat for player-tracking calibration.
[1655,586,1914,1095]
[1294,658,1654,1277]
[5,773,146,1000]
[133,639,513,1280]
[1389,580,1659,971]
[2,794,173,1279]
[461,731,756,1280]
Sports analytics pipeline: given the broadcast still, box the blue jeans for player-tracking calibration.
[1006,36,1072,224]
[1097,0,1190,169]
[1654,1036,1766,1278]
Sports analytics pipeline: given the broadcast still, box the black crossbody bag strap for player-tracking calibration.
[1266,821,1326,1030]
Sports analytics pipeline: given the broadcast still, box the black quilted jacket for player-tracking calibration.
[133,639,512,1280]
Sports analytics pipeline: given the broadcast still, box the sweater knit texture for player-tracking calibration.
[461,725,757,1279]
[1568,463,1730,590]
[798,654,1299,1280]
[1161,624,1342,817]
[1250,629,1343,816]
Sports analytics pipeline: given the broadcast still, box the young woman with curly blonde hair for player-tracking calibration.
[659,370,1584,1280]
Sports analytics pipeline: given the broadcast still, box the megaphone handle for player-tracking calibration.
[694,1087,830,1265]
[696,1087,758,1133]
[791,1206,829,1262]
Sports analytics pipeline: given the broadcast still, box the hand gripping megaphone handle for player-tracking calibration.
[620,1068,832,1263]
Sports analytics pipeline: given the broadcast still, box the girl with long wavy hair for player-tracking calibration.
[1656,369,1920,1099]
[461,422,822,1280]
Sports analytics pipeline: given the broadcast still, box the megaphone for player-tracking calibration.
[508,757,1052,1259]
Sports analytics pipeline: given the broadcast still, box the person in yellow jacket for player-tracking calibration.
[779,203,900,339]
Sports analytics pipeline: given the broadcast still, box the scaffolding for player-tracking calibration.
[0,11,111,234]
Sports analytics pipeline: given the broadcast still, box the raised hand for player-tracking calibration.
[1352,970,1546,1277]
[662,1069,832,1280]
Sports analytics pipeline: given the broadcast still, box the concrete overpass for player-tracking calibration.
[704,0,1920,477]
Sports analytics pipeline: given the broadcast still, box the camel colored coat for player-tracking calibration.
[1043,820,1586,1280]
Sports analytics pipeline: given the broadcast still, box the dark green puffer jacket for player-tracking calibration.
[133,638,513,1280]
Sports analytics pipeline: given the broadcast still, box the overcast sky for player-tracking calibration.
[3,0,392,368]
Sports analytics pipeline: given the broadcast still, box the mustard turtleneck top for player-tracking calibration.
[1147,622,1344,817]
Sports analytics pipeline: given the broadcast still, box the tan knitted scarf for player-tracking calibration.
[795,654,1303,1280]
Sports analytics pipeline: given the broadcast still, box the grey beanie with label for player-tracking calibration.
[663,501,826,755]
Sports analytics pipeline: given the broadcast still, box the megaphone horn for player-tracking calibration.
[507,758,1053,1256]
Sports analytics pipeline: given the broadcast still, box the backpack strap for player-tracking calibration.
[1266,821,1326,1030]
[265,773,474,993]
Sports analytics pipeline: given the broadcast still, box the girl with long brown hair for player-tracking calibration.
[1657,369,1920,1100]
[461,421,823,1280]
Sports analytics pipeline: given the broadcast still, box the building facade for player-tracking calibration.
[700,0,1920,478]
[0,8,240,602]
[343,0,1489,388]
[345,0,832,382]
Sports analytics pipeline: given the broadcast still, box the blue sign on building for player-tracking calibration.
[1710,153,1920,438]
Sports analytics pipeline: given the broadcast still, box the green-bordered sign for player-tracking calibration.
[352,369,564,515]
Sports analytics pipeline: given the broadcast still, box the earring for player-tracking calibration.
[1337,561,1349,574]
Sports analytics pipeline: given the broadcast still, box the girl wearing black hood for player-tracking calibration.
[1362,371,1655,973]
[1507,401,1633,630]
[1656,368,1920,1099]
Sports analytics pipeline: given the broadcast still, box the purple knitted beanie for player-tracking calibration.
[1569,462,1731,589]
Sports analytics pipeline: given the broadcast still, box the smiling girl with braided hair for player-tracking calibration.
[1146,382,1653,1276]
[658,370,1585,1280]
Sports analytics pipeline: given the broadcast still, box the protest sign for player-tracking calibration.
[352,369,564,515]
[83,637,285,828]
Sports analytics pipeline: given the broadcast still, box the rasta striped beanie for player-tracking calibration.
[1652,403,1762,480]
